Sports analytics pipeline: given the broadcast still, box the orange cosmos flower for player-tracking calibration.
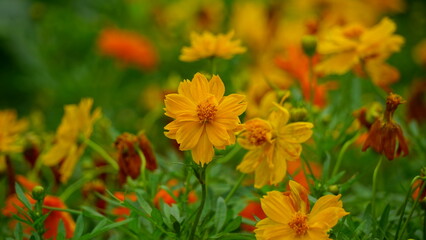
[153,179,197,207]
[98,28,158,70]
[114,132,157,184]
[413,39,426,68]
[237,103,313,188]
[275,45,336,108]
[239,201,266,232]
[179,31,246,62]
[255,180,349,239]
[111,192,138,222]
[2,177,75,239]
[412,169,426,203]
[362,93,408,160]
[43,98,101,183]
[164,73,247,165]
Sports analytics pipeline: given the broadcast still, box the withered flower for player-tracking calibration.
[362,93,409,160]
[412,167,426,208]
[114,132,157,184]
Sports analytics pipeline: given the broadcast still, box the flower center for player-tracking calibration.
[245,120,270,146]
[288,212,309,236]
[197,101,217,122]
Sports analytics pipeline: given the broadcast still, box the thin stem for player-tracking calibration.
[423,209,426,240]
[84,138,118,170]
[225,173,246,203]
[135,146,147,191]
[394,176,420,240]
[217,144,241,163]
[301,156,317,182]
[43,206,82,215]
[189,167,207,240]
[332,133,360,177]
[371,155,384,220]
[399,178,426,239]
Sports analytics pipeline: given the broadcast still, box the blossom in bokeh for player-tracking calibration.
[114,132,157,184]
[407,80,426,123]
[239,201,266,232]
[164,73,246,165]
[412,168,426,203]
[362,93,408,160]
[316,18,404,89]
[43,98,101,183]
[179,31,246,62]
[237,103,313,188]
[287,158,322,190]
[112,192,137,222]
[98,28,158,70]
[0,110,28,172]
[153,179,197,208]
[2,177,75,239]
[413,39,426,68]
[255,180,349,239]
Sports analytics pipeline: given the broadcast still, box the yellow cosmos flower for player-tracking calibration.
[237,103,313,188]
[164,73,247,165]
[255,180,349,240]
[316,18,404,87]
[179,31,246,62]
[0,110,28,172]
[43,98,101,183]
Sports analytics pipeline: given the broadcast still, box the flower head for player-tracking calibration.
[114,132,157,184]
[255,180,349,239]
[362,93,408,160]
[0,110,28,172]
[237,103,313,188]
[239,201,266,232]
[98,28,158,70]
[43,98,101,183]
[179,31,246,62]
[164,73,246,165]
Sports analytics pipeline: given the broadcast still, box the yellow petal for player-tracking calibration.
[43,142,71,166]
[191,73,210,103]
[269,149,287,185]
[178,80,195,102]
[254,160,271,188]
[191,132,214,166]
[176,122,204,150]
[309,194,349,229]
[280,122,314,143]
[216,94,247,118]
[164,94,196,118]
[255,218,294,240]
[268,103,289,129]
[288,180,310,213]
[209,75,225,101]
[260,191,294,224]
[237,149,262,173]
[315,52,358,75]
[206,122,230,147]
[164,120,180,139]
[277,140,302,161]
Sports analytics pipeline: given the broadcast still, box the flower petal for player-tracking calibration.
[237,149,263,173]
[191,73,210,103]
[260,191,294,224]
[216,94,247,118]
[164,94,195,118]
[309,194,349,229]
[280,122,314,143]
[206,122,230,147]
[209,75,225,101]
[255,218,294,240]
[191,132,214,166]
[176,122,204,150]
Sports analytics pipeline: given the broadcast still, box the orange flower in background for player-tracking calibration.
[114,132,157,184]
[413,39,426,68]
[2,177,75,240]
[43,98,101,183]
[239,201,266,232]
[153,179,197,207]
[111,192,138,222]
[98,28,158,70]
[0,110,28,172]
[164,73,246,165]
[275,46,336,108]
[179,31,246,62]
[255,180,349,239]
[237,103,313,188]
[287,159,322,190]
[362,93,408,160]
[407,80,426,123]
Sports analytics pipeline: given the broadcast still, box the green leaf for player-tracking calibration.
[151,208,163,224]
[223,216,241,233]
[136,190,152,214]
[56,220,66,240]
[378,204,390,239]
[82,206,104,220]
[214,197,227,233]
[14,222,23,240]
[15,183,31,210]
[72,215,85,240]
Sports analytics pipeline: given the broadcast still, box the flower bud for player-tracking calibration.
[301,35,317,57]
[328,185,340,195]
[32,186,45,201]
[290,108,309,122]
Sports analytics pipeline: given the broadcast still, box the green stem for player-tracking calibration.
[84,138,118,170]
[332,133,359,177]
[371,155,383,220]
[43,206,82,215]
[394,176,420,240]
[211,57,217,74]
[308,56,314,108]
[399,178,426,239]
[225,173,246,203]
[189,167,207,240]
[423,209,426,240]
[217,144,242,163]
[301,156,317,182]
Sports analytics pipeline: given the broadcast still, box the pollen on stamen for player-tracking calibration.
[288,212,309,236]
[197,102,217,122]
[246,120,270,146]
